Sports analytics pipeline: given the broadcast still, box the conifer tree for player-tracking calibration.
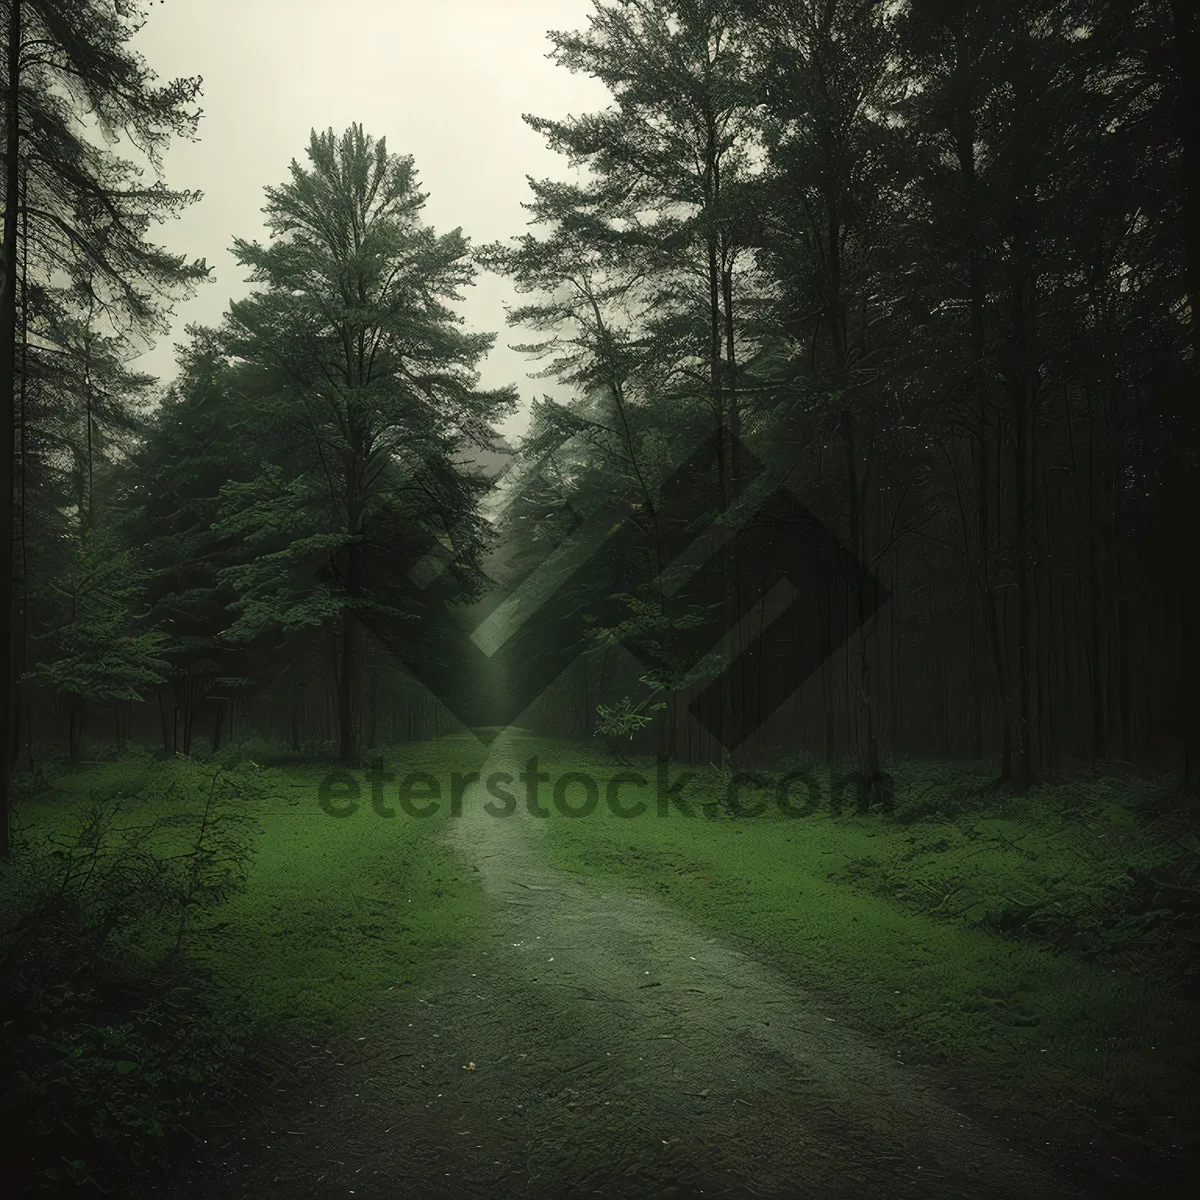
[0,0,208,852]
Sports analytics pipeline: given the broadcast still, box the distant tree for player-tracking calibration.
[112,325,260,757]
[33,524,170,762]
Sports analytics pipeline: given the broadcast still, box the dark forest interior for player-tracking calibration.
[1,1,1198,1198]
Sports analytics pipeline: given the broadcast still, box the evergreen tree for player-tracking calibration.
[215,124,516,764]
[0,0,208,851]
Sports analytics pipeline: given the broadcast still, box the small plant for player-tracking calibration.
[589,597,716,725]
[705,761,735,787]
[594,693,666,740]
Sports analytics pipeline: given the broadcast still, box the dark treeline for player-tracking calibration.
[485,0,1198,789]
[1,0,1196,853]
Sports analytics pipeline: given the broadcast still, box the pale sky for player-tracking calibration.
[128,0,611,441]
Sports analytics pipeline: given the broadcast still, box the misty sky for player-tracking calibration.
[128,0,611,441]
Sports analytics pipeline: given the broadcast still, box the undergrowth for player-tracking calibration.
[0,760,264,1196]
[828,759,1200,991]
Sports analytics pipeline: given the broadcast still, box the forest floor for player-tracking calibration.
[16,733,1198,1198]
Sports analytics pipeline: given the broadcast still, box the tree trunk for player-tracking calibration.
[949,34,1012,783]
[890,553,901,755]
[1012,309,1037,791]
[0,0,21,854]
[68,693,82,765]
[1171,0,1200,361]
[158,687,171,755]
[821,569,836,765]
[1008,153,1040,791]
[337,588,358,767]
[366,682,378,750]
[1086,388,1107,760]
[1116,544,1134,762]
[182,673,195,756]
[710,232,735,768]
[843,411,879,791]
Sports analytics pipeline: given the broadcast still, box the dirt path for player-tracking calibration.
[165,733,1087,1198]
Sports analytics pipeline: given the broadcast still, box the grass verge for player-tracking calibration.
[2,741,493,1196]
[532,744,1200,1196]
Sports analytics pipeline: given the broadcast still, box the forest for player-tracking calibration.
[0,1,1197,1198]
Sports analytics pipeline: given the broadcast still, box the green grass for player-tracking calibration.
[11,739,1197,1188]
[530,745,1199,1163]
[13,742,495,1036]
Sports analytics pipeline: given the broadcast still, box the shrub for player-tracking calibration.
[0,762,262,1195]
